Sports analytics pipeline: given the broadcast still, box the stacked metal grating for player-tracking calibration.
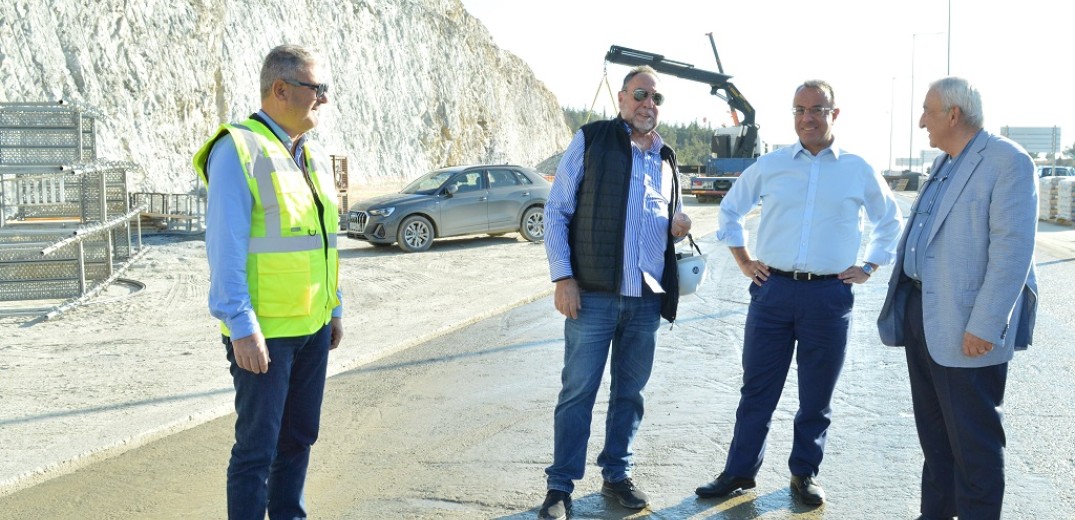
[0,101,97,166]
[0,102,146,313]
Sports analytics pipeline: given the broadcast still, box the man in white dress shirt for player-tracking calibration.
[694,79,903,506]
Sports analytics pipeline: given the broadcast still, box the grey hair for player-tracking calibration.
[260,44,320,99]
[622,65,658,89]
[796,80,836,106]
[929,76,984,129]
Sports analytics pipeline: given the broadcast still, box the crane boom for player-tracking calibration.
[604,44,758,159]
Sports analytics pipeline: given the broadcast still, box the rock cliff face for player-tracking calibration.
[0,0,570,193]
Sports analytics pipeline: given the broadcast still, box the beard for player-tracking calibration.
[627,112,657,134]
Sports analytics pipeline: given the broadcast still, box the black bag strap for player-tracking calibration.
[685,233,702,256]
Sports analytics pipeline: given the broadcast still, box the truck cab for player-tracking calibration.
[689,127,766,203]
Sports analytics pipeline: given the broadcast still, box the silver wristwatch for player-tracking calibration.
[861,263,875,276]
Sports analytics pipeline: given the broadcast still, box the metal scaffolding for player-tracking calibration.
[0,102,148,317]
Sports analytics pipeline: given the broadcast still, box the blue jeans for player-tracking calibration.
[546,290,661,493]
[225,324,331,520]
[724,276,853,479]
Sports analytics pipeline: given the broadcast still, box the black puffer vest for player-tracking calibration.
[570,117,681,322]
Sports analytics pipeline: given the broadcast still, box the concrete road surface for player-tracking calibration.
[1,196,1074,519]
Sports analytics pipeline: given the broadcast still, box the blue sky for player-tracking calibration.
[461,0,1074,171]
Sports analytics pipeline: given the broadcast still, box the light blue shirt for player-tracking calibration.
[544,124,680,296]
[716,140,902,274]
[204,110,343,339]
[902,137,970,281]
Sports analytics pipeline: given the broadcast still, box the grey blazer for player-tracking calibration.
[877,131,1038,368]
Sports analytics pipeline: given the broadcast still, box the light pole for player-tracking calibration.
[889,76,895,173]
[909,31,944,173]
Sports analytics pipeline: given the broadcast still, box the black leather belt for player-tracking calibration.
[911,278,922,290]
[769,268,839,281]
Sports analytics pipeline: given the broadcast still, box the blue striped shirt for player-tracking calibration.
[204,110,343,340]
[544,124,679,296]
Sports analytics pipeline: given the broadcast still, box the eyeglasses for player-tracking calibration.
[791,107,834,117]
[624,89,665,106]
[283,79,329,98]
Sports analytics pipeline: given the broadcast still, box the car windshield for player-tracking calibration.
[401,171,456,194]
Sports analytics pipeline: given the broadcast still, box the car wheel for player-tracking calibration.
[396,215,434,252]
[520,206,544,242]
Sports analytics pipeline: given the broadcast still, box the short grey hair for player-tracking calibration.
[929,76,984,129]
[260,44,319,98]
[622,65,658,90]
[796,80,836,106]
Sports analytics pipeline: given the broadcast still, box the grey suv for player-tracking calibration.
[346,164,550,252]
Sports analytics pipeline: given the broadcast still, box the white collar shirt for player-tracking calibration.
[715,139,903,274]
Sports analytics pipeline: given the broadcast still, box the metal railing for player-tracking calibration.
[130,191,206,233]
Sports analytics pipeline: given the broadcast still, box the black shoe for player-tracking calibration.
[538,490,571,520]
[695,472,757,498]
[601,477,649,509]
[790,474,825,506]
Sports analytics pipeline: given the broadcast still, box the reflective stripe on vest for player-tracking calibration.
[249,233,337,254]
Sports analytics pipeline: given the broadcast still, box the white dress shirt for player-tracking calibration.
[716,140,902,274]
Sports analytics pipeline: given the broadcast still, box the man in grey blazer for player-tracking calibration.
[877,76,1037,520]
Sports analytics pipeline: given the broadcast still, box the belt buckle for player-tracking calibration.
[792,271,811,281]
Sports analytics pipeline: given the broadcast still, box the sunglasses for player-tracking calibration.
[624,88,664,106]
[283,79,329,98]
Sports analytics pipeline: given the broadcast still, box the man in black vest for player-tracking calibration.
[537,65,692,520]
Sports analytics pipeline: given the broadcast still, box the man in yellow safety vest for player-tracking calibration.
[193,44,343,520]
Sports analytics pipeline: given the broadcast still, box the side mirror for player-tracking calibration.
[444,183,458,196]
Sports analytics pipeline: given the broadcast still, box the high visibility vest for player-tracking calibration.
[193,117,340,339]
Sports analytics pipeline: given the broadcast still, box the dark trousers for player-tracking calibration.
[224,324,332,520]
[723,276,853,478]
[904,285,1007,520]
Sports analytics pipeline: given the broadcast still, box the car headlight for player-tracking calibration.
[367,207,395,217]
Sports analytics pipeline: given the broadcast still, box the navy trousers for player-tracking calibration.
[723,275,853,478]
[904,285,1007,520]
[224,324,332,520]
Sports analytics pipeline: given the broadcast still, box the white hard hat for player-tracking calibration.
[677,233,707,295]
[678,254,707,295]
